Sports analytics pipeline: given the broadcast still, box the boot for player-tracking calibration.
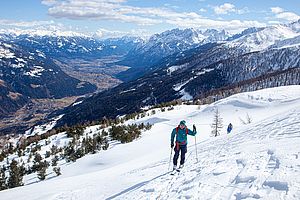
[173,165,177,171]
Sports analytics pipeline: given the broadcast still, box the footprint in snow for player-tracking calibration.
[263,181,289,194]
[234,192,261,200]
[142,188,155,193]
[236,159,246,168]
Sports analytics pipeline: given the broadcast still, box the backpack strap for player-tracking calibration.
[175,127,179,150]
[176,126,188,135]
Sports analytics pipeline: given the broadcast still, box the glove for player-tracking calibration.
[171,143,174,148]
[193,124,196,132]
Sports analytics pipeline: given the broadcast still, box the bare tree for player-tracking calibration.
[239,113,252,125]
[211,108,223,137]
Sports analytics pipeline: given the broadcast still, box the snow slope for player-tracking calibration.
[1,86,300,200]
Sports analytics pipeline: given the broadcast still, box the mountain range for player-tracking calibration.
[54,20,300,127]
[0,40,97,118]
[1,20,300,130]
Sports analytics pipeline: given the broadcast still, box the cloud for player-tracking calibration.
[46,0,161,25]
[0,19,54,27]
[271,7,300,22]
[213,3,248,15]
[268,20,281,24]
[271,7,284,14]
[166,17,265,33]
[41,0,58,6]
[214,3,235,15]
[199,8,207,13]
[41,0,264,33]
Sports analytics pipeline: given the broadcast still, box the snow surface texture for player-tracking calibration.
[1,86,300,200]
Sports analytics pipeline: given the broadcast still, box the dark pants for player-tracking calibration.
[173,144,187,166]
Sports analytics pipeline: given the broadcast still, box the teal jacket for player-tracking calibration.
[171,127,197,145]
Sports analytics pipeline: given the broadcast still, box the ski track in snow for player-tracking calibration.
[106,87,300,200]
[114,109,300,200]
[1,86,300,200]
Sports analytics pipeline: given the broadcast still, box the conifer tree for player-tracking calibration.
[0,166,7,190]
[32,153,43,172]
[37,160,49,181]
[50,145,58,155]
[7,160,23,188]
[53,167,61,176]
[51,155,59,167]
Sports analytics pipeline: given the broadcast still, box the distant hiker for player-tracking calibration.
[227,123,233,134]
[171,120,197,171]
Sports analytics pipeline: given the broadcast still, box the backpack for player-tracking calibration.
[175,126,188,150]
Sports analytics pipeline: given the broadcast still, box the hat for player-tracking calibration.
[179,120,186,126]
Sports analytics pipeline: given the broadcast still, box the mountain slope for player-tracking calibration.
[0,31,142,60]
[0,79,28,116]
[226,24,299,52]
[0,32,144,91]
[117,28,230,81]
[55,36,300,127]
[1,86,300,199]
[0,40,97,118]
[124,97,300,199]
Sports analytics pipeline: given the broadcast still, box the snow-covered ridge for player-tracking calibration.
[226,24,300,52]
[0,28,90,38]
[269,35,300,50]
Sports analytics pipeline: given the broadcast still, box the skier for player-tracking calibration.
[227,123,233,134]
[170,120,197,171]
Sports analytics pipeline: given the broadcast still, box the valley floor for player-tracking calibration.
[0,96,78,135]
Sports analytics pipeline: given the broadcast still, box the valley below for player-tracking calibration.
[54,56,129,91]
[0,96,79,135]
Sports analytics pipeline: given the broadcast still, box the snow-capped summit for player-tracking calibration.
[145,28,230,49]
[117,28,231,81]
[226,24,300,52]
[202,29,230,43]
[0,28,90,38]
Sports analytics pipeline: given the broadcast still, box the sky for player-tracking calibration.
[0,0,300,38]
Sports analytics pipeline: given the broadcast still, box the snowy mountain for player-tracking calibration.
[226,23,300,52]
[269,34,300,49]
[117,28,231,81]
[1,86,300,199]
[118,22,300,82]
[2,20,300,131]
[0,33,142,60]
[0,40,97,117]
[0,28,90,38]
[54,29,300,127]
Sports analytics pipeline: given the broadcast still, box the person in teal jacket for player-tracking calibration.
[171,120,197,170]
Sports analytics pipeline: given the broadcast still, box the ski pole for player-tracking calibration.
[194,136,198,163]
[168,147,173,171]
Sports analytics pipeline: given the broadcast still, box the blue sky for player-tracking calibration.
[0,0,300,37]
